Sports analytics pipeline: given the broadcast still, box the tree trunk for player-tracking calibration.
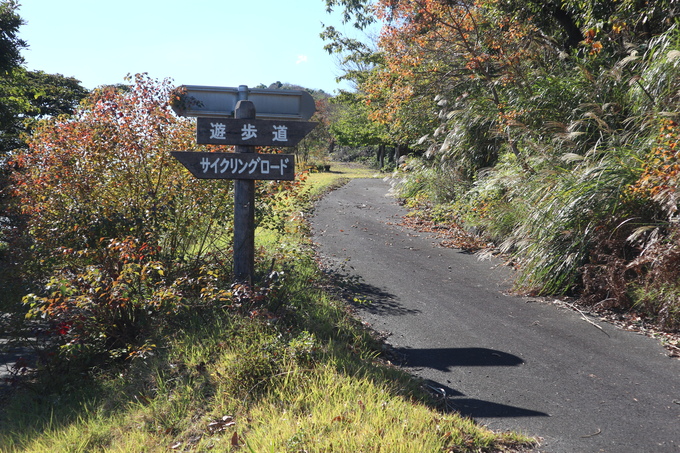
[377,144,385,169]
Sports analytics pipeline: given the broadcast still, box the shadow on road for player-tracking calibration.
[317,257,548,420]
[323,268,421,317]
[447,398,549,418]
[422,379,549,418]
[419,378,549,419]
[396,347,524,370]
[397,348,549,419]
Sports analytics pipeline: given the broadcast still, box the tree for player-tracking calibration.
[7,74,315,359]
[320,22,380,92]
[0,2,88,152]
[0,70,27,152]
[1,71,89,268]
[295,93,335,166]
[329,98,391,167]
[324,0,375,30]
[0,0,27,152]
[323,1,425,161]
[24,70,89,117]
[330,99,384,148]
[0,0,25,75]
[11,74,234,261]
[322,0,680,324]
[256,83,336,166]
[1,70,89,152]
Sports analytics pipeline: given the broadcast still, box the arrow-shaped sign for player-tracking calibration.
[171,151,295,180]
[196,118,317,146]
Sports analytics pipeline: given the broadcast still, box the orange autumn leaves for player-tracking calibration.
[631,119,680,215]
[362,0,539,127]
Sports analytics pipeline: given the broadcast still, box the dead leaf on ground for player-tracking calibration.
[332,415,352,423]
[207,415,236,434]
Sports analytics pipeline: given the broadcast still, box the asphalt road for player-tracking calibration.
[311,177,680,453]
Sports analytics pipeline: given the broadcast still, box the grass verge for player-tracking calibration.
[303,161,382,199]
[0,162,535,452]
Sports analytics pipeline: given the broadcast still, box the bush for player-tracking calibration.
[12,74,234,265]
[9,74,239,364]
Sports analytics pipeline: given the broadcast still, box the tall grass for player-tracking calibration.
[503,148,644,296]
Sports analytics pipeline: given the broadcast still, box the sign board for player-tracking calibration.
[171,85,316,120]
[171,151,295,180]
[196,117,317,146]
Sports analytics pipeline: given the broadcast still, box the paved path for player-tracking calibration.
[311,178,680,453]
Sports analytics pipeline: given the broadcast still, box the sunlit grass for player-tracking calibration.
[242,365,527,453]
[302,161,382,199]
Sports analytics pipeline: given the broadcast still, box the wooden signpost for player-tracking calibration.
[171,85,317,283]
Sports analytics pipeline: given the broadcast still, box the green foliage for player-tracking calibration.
[506,151,644,295]
[324,0,375,30]
[330,100,387,148]
[296,96,335,166]
[22,237,180,361]
[0,68,31,152]
[0,4,88,154]
[455,152,527,242]
[22,70,89,118]
[632,281,680,331]
[0,0,25,74]
[0,69,89,153]
[394,156,466,204]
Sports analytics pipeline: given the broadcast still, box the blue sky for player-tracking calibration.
[17,0,361,93]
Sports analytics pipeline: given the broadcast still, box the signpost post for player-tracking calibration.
[233,100,257,282]
[171,85,317,283]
